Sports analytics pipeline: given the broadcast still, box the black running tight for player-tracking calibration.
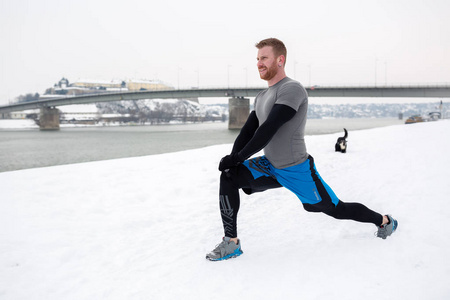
[219,166,384,238]
[304,201,383,226]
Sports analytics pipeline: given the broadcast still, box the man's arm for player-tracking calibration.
[218,104,296,171]
[231,110,259,154]
[238,104,296,159]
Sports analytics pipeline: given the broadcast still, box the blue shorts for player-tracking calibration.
[242,155,339,207]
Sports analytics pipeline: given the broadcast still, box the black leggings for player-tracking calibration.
[219,165,383,238]
[303,201,383,225]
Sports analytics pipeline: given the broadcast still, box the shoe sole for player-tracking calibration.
[206,249,243,261]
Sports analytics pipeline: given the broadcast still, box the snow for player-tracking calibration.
[1,120,450,300]
[0,119,37,129]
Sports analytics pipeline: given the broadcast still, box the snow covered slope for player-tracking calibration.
[1,120,449,299]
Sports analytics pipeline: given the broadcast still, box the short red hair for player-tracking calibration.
[255,38,287,65]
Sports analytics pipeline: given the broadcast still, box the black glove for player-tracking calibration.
[218,152,243,171]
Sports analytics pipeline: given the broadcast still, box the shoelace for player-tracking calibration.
[211,240,228,254]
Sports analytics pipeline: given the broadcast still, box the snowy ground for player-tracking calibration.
[0,119,37,129]
[1,120,450,300]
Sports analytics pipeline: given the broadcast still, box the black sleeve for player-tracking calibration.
[237,104,296,161]
[231,110,259,154]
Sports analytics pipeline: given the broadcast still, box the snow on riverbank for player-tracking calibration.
[1,120,450,299]
[0,119,38,129]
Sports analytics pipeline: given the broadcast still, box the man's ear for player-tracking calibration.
[278,55,285,67]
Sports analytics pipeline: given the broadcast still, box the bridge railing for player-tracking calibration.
[1,84,450,114]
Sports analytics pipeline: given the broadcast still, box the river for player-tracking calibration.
[0,118,403,172]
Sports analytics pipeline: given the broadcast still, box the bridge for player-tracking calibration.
[1,85,449,130]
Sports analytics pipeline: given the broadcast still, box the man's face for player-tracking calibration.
[257,46,279,82]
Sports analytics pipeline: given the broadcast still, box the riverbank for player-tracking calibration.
[1,120,449,299]
[0,117,403,132]
[0,118,403,172]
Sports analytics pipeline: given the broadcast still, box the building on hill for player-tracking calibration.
[70,79,125,90]
[45,78,174,96]
[125,79,172,91]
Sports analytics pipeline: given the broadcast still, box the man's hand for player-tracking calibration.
[218,153,243,171]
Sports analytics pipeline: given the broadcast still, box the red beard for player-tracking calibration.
[258,61,278,81]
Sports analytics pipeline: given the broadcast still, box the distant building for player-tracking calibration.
[125,79,171,91]
[58,77,69,89]
[42,77,199,103]
[11,112,27,119]
[46,78,173,97]
[0,112,10,119]
[70,79,124,90]
[0,112,27,119]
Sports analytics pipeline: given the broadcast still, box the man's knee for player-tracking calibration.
[220,164,256,190]
[220,167,244,189]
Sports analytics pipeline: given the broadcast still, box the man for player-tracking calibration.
[206,38,398,261]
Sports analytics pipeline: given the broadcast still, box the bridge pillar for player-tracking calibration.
[228,97,249,130]
[39,107,60,130]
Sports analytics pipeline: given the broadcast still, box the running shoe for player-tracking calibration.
[376,215,398,239]
[206,237,243,261]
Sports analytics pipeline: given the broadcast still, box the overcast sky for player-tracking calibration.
[1,0,449,105]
